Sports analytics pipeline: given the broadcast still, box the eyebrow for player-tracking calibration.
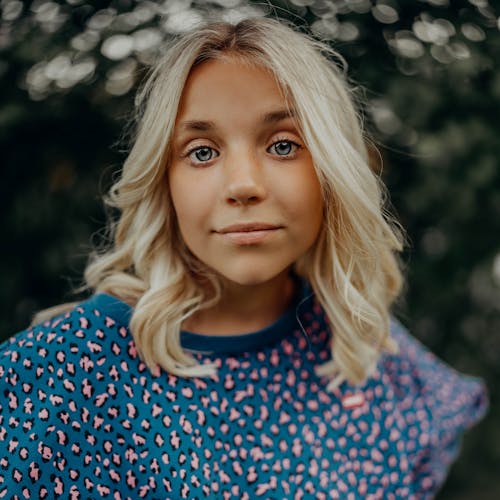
[262,108,296,124]
[178,108,296,132]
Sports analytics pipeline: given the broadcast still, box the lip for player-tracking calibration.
[216,222,283,245]
[217,222,282,233]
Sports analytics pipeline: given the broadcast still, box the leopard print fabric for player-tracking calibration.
[0,290,487,499]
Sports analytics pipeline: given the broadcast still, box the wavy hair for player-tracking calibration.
[33,17,404,391]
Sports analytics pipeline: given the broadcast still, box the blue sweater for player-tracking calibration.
[0,286,487,499]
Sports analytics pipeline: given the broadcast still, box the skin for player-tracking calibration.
[168,57,323,335]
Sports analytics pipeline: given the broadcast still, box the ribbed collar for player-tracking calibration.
[86,277,313,354]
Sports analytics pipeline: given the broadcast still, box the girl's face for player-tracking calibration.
[169,57,323,287]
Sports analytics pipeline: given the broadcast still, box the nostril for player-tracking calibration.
[225,179,267,205]
[228,194,261,206]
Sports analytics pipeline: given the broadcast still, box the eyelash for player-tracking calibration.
[184,138,303,165]
[269,137,303,159]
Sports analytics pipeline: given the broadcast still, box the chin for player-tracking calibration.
[217,264,292,288]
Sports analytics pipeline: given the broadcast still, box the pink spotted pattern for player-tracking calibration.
[0,292,488,499]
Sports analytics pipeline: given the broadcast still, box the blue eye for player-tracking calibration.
[269,140,300,157]
[189,146,218,163]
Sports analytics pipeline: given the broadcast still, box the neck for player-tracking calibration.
[183,270,296,335]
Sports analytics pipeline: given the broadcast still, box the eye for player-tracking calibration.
[187,146,219,164]
[268,139,301,157]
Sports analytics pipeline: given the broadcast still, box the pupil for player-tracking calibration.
[276,141,291,155]
[196,148,211,161]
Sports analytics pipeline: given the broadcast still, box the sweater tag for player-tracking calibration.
[341,392,365,409]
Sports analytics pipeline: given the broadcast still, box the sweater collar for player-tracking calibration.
[87,276,313,354]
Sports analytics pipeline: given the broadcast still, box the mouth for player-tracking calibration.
[216,222,283,245]
[217,222,282,233]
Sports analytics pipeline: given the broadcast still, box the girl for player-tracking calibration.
[0,17,487,499]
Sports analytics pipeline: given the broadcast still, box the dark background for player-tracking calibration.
[1,0,499,497]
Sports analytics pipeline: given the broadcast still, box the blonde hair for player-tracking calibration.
[33,17,404,391]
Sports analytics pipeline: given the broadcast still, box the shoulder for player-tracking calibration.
[384,318,488,419]
[0,295,139,494]
[0,294,137,406]
[1,294,132,372]
[375,318,488,492]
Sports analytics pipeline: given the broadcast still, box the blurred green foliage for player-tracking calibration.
[1,0,499,497]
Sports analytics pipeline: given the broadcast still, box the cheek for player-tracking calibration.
[286,168,323,225]
[169,172,194,235]
[168,170,212,239]
[302,193,324,242]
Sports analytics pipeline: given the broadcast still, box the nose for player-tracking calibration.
[223,150,267,206]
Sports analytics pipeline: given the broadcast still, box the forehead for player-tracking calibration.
[188,55,280,91]
[175,57,291,122]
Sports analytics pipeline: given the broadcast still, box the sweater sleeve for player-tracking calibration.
[389,319,488,497]
[0,300,159,499]
[0,320,79,498]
